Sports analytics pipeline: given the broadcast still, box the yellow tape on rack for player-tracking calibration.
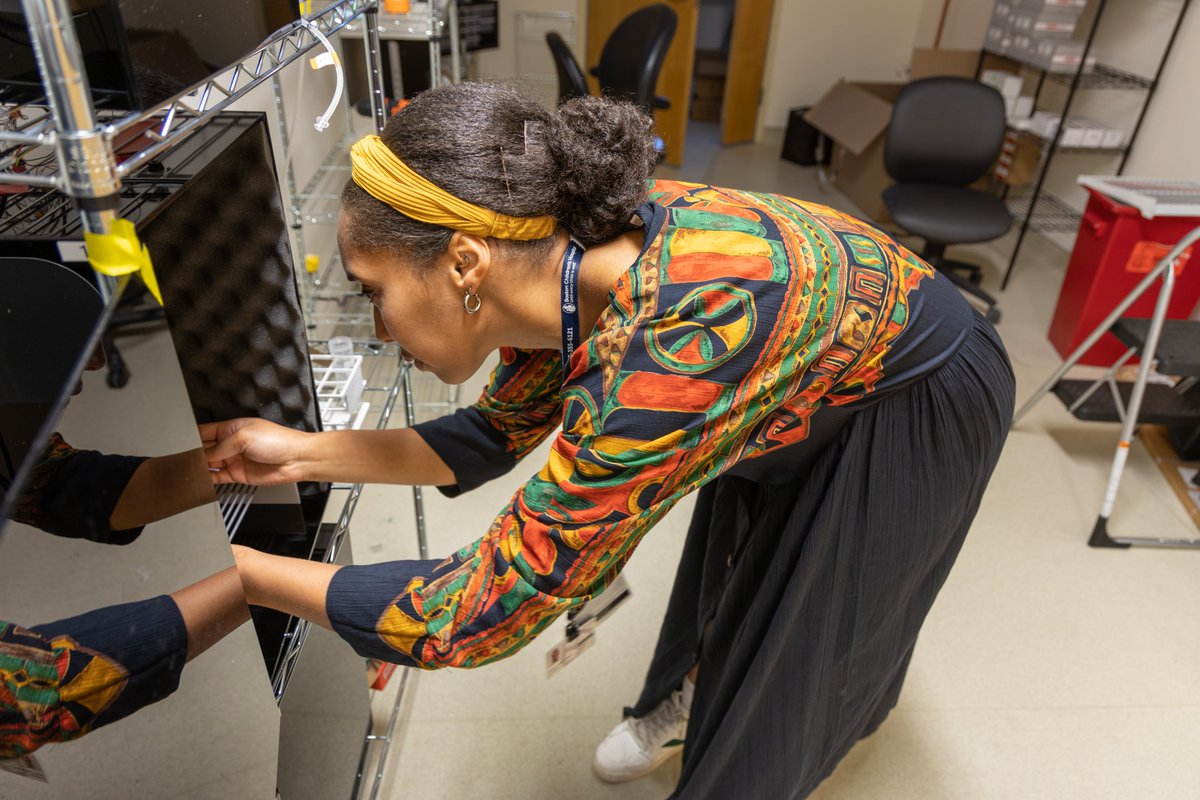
[83,218,162,305]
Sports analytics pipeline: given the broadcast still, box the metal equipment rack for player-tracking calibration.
[1,1,424,795]
[1015,177,1200,550]
[978,0,1193,290]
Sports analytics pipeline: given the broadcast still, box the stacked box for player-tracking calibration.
[1016,111,1126,149]
[986,0,1016,54]
[986,0,1087,70]
[691,49,726,122]
[995,129,1043,185]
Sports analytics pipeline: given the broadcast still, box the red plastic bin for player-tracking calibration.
[1048,183,1200,366]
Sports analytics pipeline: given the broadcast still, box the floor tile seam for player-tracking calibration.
[397,712,643,725]
[895,702,1200,713]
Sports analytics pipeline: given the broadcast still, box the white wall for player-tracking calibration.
[759,0,926,128]
[1119,0,1200,178]
[472,0,587,108]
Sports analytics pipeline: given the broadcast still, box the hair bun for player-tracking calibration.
[548,96,658,245]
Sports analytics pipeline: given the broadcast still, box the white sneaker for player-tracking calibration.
[592,684,691,783]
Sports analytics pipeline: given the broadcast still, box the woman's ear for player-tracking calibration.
[446,232,493,291]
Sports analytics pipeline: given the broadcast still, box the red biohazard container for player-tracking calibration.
[1048,177,1200,366]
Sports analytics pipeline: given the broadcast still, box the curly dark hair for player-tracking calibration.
[339,82,659,266]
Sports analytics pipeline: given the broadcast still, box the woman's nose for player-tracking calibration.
[372,306,394,343]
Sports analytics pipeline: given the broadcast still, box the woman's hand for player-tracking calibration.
[199,418,312,486]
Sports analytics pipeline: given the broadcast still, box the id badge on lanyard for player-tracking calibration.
[559,238,584,379]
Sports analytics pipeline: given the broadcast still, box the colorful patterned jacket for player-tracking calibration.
[329,182,970,670]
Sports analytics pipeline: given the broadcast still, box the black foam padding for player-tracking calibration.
[139,118,320,432]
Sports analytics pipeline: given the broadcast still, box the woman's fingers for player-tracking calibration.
[197,421,221,445]
[208,464,238,485]
[203,427,247,466]
[198,418,253,447]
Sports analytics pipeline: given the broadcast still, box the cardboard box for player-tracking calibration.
[694,48,727,79]
[1029,109,1061,138]
[994,130,1041,186]
[1059,120,1087,146]
[981,69,1023,99]
[1012,9,1080,39]
[693,75,725,100]
[802,48,981,222]
[1018,0,1085,11]
[691,96,722,122]
[1080,121,1104,148]
[985,24,1012,54]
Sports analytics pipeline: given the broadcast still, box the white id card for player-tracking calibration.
[546,573,632,677]
[0,753,48,782]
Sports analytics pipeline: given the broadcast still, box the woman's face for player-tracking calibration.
[337,220,490,386]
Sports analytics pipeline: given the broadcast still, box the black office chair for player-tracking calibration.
[590,3,677,115]
[546,32,589,106]
[882,76,1011,323]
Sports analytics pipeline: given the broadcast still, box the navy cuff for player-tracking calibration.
[412,407,519,497]
[326,559,444,666]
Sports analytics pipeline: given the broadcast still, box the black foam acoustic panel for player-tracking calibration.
[138,117,320,433]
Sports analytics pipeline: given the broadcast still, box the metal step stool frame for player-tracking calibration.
[1014,223,1200,550]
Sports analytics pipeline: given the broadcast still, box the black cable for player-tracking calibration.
[0,27,32,48]
[0,431,15,480]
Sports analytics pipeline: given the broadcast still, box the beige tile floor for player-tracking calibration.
[353,122,1200,800]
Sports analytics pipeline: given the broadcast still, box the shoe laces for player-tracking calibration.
[630,690,687,751]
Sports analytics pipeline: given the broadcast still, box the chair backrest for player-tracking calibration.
[545,31,589,106]
[594,3,677,113]
[884,76,1006,187]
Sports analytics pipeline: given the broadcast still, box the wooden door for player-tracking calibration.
[721,0,774,145]
[587,0,698,167]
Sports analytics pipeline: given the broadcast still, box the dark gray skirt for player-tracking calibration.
[628,312,1015,800]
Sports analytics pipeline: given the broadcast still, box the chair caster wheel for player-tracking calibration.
[985,307,1002,324]
[968,272,983,285]
[106,369,129,389]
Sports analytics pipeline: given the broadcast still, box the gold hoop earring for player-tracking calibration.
[464,287,482,314]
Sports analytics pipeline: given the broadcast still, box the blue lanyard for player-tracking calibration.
[560,238,585,379]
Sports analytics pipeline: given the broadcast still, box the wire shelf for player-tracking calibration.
[297,134,355,225]
[1012,127,1127,156]
[983,49,1155,90]
[1006,188,1083,233]
[1046,64,1154,91]
[337,0,449,40]
[270,350,406,700]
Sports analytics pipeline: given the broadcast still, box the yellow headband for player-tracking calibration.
[349,134,557,241]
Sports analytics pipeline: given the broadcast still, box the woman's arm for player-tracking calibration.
[108,447,218,531]
[200,420,454,487]
[202,348,562,489]
[230,544,339,630]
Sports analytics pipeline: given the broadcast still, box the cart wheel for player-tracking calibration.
[986,306,1002,324]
